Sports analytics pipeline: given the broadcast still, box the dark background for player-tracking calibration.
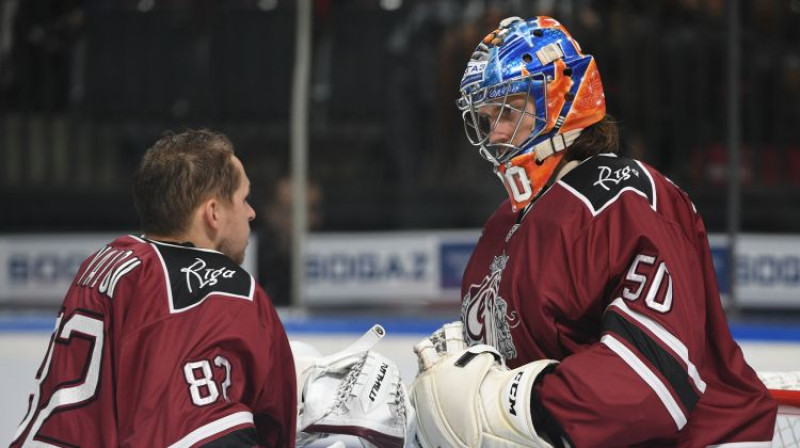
[2,0,799,234]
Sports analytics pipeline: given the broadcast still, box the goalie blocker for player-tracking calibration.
[411,322,571,448]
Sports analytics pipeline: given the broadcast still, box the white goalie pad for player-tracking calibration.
[295,325,415,448]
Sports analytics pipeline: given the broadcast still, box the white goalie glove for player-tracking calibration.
[410,321,561,448]
[292,324,415,448]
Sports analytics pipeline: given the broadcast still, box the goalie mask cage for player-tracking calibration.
[759,371,800,447]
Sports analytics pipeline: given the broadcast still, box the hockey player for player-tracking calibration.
[410,16,778,447]
[12,129,415,448]
[11,130,296,447]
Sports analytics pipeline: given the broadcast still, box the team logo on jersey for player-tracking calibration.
[180,258,237,293]
[559,156,656,216]
[593,164,641,191]
[461,254,519,360]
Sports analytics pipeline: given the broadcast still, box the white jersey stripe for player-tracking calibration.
[609,298,707,393]
[601,334,687,430]
[634,160,658,211]
[558,181,654,217]
[149,241,176,313]
[168,411,254,448]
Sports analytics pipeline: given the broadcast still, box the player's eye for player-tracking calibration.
[500,104,522,120]
[476,114,492,135]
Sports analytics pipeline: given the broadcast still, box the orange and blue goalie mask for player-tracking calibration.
[459,16,606,211]
[495,151,565,212]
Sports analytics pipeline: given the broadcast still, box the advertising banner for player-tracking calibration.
[735,234,800,307]
[304,230,480,304]
[305,232,440,304]
[1,231,798,308]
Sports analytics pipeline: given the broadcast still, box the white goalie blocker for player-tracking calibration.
[410,321,562,448]
[291,325,416,448]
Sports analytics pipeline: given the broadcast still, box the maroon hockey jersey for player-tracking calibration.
[11,236,296,448]
[461,154,777,447]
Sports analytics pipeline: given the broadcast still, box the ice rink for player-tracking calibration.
[2,314,799,445]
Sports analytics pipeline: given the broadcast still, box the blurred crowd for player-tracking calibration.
[1,0,800,237]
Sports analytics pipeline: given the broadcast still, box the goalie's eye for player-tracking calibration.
[476,114,492,135]
[463,112,491,143]
[497,103,525,122]
[477,101,519,126]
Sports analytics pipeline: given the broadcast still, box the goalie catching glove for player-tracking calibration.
[410,321,563,448]
[292,324,415,448]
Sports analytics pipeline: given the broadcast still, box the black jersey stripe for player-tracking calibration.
[199,427,258,447]
[603,310,700,413]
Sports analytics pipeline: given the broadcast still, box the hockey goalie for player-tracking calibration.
[408,14,777,448]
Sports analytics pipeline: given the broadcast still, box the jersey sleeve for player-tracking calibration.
[530,181,716,446]
[116,285,296,448]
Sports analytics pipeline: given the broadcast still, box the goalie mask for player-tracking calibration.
[458,16,606,211]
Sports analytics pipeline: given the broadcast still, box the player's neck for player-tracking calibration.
[143,226,213,251]
[143,234,194,246]
[144,211,219,252]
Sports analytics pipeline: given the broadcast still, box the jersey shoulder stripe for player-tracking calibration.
[148,240,255,314]
[557,154,657,216]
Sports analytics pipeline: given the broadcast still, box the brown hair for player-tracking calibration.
[564,115,620,162]
[132,129,240,236]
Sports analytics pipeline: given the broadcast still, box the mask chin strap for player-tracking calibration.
[532,128,583,163]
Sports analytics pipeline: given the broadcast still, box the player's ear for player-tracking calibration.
[201,197,222,231]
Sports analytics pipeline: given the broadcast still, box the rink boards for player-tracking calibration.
[1,315,799,445]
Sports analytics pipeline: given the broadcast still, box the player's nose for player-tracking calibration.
[489,120,513,144]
